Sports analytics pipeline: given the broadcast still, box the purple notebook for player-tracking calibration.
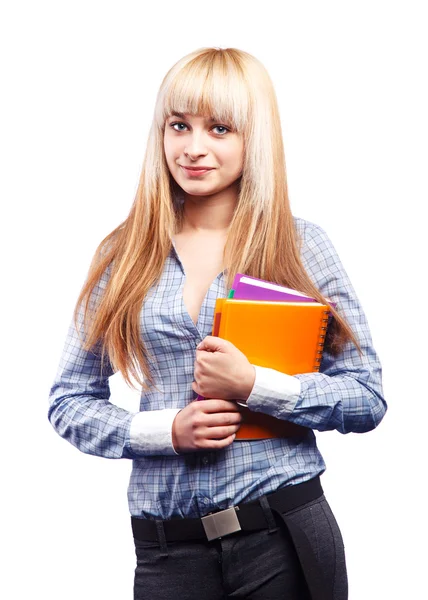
[231,273,317,303]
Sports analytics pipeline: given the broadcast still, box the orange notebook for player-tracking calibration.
[212,299,330,440]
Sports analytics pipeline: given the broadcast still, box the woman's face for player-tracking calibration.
[163,112,244,199]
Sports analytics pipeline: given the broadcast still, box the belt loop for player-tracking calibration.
[155,520,169,557]
[259,495,279,534]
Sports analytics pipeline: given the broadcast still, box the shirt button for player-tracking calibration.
[202,456,209,465]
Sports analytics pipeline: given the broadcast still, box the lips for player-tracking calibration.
[180,165,215,176]
[180,165,214,171]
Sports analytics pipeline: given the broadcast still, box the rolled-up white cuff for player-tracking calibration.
[245,365,301,416]
[130,409,182,456]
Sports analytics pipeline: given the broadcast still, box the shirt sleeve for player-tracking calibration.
[245,220,387,434]
[130,409,181,455]
[48,270,180,458]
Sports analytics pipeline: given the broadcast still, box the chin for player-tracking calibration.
[179,181,218,194]
[184,189,218,197]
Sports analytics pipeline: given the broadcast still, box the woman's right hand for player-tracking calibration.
[172,399,242,453]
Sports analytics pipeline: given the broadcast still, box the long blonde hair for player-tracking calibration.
[76,47,359,389]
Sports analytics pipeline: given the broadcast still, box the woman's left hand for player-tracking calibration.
[192,336,256,402]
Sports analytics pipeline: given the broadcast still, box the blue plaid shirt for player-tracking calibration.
[48,217,386,519]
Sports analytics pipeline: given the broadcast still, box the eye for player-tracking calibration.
[212,125,230,135]
[170,122,188,132]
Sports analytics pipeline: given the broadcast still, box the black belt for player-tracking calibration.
[131,476,323,543]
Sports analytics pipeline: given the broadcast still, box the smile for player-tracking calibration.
[180,166,215,177]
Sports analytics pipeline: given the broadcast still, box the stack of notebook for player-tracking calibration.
[198,274,331,440]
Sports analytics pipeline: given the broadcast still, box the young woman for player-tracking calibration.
[48,47,387,599]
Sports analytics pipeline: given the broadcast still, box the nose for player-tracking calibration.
[184,130,208,161]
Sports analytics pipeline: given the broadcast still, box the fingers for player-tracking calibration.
[193,425,240,449]
[190,410,242,448]
[198,399,242,413]
[205,433,237,450]
[205,424,241,439]
[172,400,242,453]
[189,402,242,433]
[197,336,227,352]
[204,411,242,428]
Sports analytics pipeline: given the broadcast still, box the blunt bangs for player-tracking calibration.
[155,51,251,132]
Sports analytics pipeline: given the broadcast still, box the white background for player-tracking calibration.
[1,1,427,598]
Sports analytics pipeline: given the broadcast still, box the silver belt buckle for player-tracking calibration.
[201,507,241,541]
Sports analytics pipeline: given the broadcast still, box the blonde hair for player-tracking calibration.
[76,47,359,389]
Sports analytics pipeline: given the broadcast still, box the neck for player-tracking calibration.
[180,182,239,233]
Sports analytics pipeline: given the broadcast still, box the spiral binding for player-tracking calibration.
[313,310,330,371]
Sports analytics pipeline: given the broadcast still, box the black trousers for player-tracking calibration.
[133,494,348,600]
